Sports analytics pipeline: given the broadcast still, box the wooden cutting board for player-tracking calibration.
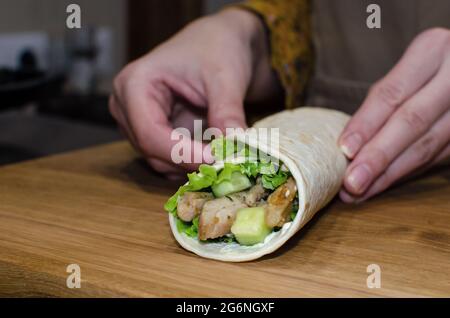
[0,142,449,297]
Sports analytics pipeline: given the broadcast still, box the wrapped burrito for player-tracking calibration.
[164,107,350,262]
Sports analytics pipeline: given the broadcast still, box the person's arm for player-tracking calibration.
[339,28,450,203]
[236,0,313,108]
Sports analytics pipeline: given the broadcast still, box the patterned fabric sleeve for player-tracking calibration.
[234,0,313,109]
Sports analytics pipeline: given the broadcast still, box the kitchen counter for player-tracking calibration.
[0,142,449,297]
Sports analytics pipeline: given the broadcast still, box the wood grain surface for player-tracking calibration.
[0,142,449,297]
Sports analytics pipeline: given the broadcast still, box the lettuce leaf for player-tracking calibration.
[258,162,278,175]
[239,161,260,178]
[240,161,288,190]
[187,164,217,191]
[215,163,241,184]
[211,137,236,161]
[261,171,288,190]
[176,216,199,238]
[164,164,217,214]
[164,185,189,215]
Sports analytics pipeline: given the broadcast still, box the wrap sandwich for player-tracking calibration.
[164,107,350,262]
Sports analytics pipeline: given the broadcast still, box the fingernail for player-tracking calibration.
[224,120,244,130]
[346,164,372,194]
[340,133,363,158]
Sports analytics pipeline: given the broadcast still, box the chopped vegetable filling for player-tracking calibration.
[165,138,299,245]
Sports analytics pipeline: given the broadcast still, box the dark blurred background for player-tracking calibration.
[0,0,240,166]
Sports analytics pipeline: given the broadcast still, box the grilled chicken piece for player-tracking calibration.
[198,180,269,240]
[232,178,268,206]
[198,196,247,240]
[177,192,213,222]
[265,177,297,228]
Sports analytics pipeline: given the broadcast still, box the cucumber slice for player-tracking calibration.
[212,171,251,197]
[231,207,272,245]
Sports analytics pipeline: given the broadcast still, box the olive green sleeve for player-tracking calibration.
[234,0,313,109]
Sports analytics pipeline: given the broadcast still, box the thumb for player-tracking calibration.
[207,73,248,133]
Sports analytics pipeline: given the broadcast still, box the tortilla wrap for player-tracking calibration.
[169,107,350,262]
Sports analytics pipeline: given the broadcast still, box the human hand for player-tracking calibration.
[109,9,275,178]
[339,28,450,202]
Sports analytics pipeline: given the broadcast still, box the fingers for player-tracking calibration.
[343,61,450,195]
[339,28,448,159]
[109,94,139,149]
[126,84,207,170]
[206,70,248,133]
[431,142,450,165]
[111,69,208,172]
[341,110,450,203]
[147,158,186,179]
